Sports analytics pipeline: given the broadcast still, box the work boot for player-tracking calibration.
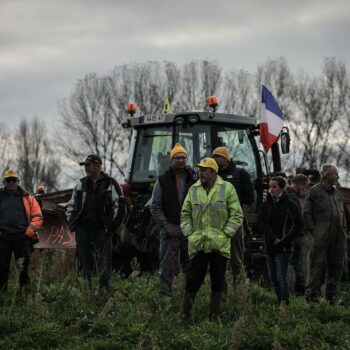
[294,285,305,297]
[325,282,337,305]
[209,291,222,323]
[221,279,228,302]
[181,292,196,323]
[19,271,30,290]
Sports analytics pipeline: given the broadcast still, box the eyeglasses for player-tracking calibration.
[4,177,18,183]
[173,156,187,160]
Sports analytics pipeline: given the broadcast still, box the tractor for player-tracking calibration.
[115,98,290,278]
[36,97,291,280]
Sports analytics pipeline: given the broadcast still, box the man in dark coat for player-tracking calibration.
[151,144,194,296]
[286,174,312,295]
[304,164,347,303]
[65,154,126,291]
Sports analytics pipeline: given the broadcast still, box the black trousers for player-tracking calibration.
[0,233,31,290]
[185,251,228,293]
[75,225,112,289]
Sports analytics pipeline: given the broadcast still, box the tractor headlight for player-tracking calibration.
[174,116,185,125]
[188,115,199,124]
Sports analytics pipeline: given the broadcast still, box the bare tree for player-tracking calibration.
[128,61,166,115]
[180,60,201,110]
[59,61,215,180]
[223,69,255,116]
[57,58,350,183]
[0,123,15,176]
[179,60,222,111]
[291,58,348,170]
[15,118,60,193]
[201,60,222,111]
[327,59,350,169]
[255,56,294,120]
[254,57,295,172]
[164,61,181,105]
[58,73,130,177]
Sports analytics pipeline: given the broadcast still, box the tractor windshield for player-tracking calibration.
[127,123,258,182]
[215,125,257,181]
[129,125,173,182]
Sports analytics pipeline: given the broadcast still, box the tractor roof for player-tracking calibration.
[125,111,256,128]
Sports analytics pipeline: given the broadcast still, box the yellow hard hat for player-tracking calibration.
[170,143,187,159]
[196,157,219,173]
[3,170,18,179]
[212,147,231,161]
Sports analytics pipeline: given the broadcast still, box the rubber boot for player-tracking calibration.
[294,284,305,297]
[209,291,222,322]
[181,292,196,323]
[325,282,337,305]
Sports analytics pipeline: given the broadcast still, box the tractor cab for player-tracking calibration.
[123,111,265,215]
[120,100,290,276]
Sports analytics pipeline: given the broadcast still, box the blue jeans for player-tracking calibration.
[266,252,291,303]
[159,225,189,296]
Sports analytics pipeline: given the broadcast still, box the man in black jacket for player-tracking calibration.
[150,144,194,296]
[212,147,255,282]
[65,154,126,290]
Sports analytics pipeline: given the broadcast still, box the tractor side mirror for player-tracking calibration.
[280,127,290,154]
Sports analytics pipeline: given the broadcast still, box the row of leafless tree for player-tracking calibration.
[2,57,350,192]
[0,119,60,193]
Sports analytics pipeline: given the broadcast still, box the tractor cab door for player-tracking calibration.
[175,123,212,167]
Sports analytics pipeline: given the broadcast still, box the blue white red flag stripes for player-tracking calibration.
[260,85,284,152]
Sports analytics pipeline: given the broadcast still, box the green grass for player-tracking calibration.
[1,257,350,349]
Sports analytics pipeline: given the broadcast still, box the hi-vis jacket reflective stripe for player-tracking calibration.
[23,195,43,240]
[181,176,243,259]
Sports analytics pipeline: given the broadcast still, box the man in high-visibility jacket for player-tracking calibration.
[0,170,43,291]
[181,158,243,322]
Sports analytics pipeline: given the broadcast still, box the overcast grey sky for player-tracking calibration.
[1,0,349,127]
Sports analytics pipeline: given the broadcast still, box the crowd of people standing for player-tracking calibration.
[0,144,348,324]
[150,143,348,322]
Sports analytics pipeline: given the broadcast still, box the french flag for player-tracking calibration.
[260,85,284,152]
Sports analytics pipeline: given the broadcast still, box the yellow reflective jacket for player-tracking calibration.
[181,176,243,259]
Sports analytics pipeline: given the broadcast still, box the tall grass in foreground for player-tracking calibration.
[0,250,350,349]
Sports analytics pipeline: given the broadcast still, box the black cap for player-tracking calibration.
[79,154,102,166]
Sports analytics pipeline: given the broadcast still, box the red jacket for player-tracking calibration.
[0,188,44,239]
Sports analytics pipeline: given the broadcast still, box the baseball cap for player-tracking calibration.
[196,157,219,173]
[3,170,18,179]
[79,154,102,166]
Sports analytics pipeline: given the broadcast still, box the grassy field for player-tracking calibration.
[1,250,350,350]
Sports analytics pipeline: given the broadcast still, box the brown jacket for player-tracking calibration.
[303,183,347,238]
